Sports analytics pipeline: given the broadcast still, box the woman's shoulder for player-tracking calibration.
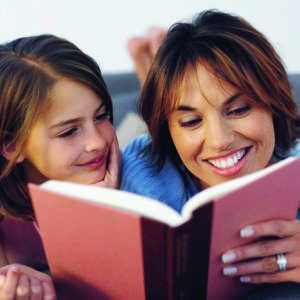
[120,134,194,212]
[121,134,160,189]
[122,134,151,157]
[288,140,300,157]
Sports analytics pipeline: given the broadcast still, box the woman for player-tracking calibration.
[121,9,300,287]
[0,34,119,299]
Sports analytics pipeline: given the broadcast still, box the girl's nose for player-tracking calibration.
[84,126,106,153]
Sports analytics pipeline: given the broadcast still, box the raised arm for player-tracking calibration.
[127,27,166,87]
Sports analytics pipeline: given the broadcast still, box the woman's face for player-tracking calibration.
[168,64,275,190]
[19,78,114,185]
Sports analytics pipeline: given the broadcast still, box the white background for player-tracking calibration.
[0,0,299,74]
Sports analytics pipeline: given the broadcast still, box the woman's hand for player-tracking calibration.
[221,219,300,283]
[0,264,56,300]
[92,129,120,189]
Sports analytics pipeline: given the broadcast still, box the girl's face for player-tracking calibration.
[19,79,114,185]
[168,64,275,190]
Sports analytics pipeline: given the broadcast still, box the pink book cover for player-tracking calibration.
[28,156,300,300]
[206,157,300,300]
[29,184,146,300]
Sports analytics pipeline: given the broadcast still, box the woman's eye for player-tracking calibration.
[180,118,202,128]
[95,112,110,122]
[228,105,251,116]
[58,128,77,138]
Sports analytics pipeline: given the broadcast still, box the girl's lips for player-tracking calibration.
[204,146,252,177]
[77,153,106,170]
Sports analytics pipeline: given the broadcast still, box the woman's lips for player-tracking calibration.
[204,146,252,176]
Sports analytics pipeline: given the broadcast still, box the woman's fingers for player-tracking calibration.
[240,219,300,239]
[222,219,300,263]
[222,237,300,263]
[223,253,300,283]
[240,268,300,284]
[222,219,300,284]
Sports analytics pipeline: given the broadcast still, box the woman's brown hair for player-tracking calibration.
[140,9,300,172]
[0,34,113,220]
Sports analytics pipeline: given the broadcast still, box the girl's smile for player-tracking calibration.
[77,152,107,170]
[18,79,114,185]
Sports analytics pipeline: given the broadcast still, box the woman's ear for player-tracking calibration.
[1,140,25,163]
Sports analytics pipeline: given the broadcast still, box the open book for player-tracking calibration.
[28,156,300,300]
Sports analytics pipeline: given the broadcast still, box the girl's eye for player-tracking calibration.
[228,104,251,116]
[180,118,202,128]
[58,128,77,138]
[95,112,110,122]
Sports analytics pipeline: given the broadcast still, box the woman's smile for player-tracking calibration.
[204,146,253,177]
[168,63,275,189]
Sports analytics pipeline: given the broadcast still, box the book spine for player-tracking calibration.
[141,202,213,300]
[141,218,169,300]
[190,202,213,300]
[170,222,193,300]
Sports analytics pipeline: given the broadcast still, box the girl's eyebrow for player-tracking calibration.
[49,102,105,129]
[177,93,242,111]
[95,102,105,113]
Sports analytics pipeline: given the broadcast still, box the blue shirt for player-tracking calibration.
[121,134,300,214]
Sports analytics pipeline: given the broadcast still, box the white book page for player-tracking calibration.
[41,157,295,228]
[181,157,295,220]
[41,180,183,226]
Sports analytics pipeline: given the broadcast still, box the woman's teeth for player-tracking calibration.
[208,149,246,169]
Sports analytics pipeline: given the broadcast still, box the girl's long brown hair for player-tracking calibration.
[0,34,113,221]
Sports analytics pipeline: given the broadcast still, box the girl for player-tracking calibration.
[0,34,119,299]
[121,9,300,291]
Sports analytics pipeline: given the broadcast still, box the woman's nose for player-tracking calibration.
[205,118,235,151]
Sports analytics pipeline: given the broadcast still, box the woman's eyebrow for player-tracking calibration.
[177,105,196,111]
[177,93,242,111]
[225,93,242,105]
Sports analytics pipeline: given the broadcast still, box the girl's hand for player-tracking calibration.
[221,219,300,283]
[0,264,56,300]
[93,129,120,189]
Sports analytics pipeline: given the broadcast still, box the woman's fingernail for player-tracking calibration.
[240,276,251,282]
[223,267,237,275]
[222,251,236,263]
[240,226,254,238]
